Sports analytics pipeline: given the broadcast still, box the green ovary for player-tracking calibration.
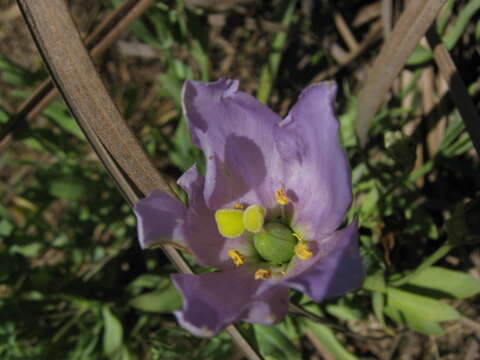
[253,222,296,264]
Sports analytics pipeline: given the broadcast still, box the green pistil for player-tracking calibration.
[253,222,296,264]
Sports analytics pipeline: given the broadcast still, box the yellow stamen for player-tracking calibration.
[295,242,313,260]
[254,269,272,280]
[228,250,245,266]
[243,205,266,233]
[214,209,244,238]
[233,203,244,210]
[275,189,290,205]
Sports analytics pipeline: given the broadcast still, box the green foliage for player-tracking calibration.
[0,55,45,85]
[407,0,480,65]
[257,0,298,104]
[254,323,301,360]
[102,306,124,357]
[2,0,480,357]
[385,287,460,335]
[43,100,86,140]
[128,276,182,313]
[404,266,480,299]
[304,321,359,360]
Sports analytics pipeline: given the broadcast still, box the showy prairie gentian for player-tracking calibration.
[135,79,364,337]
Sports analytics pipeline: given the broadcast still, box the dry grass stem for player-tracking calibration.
[305,331,336,360]
[311,21,382,83]
[16,1,261,358]
[380,0,393,39]
[356,0,447,145]
[334,12,359,52]
[426,27,480,157]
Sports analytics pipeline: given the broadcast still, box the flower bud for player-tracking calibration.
[253,223,296,264]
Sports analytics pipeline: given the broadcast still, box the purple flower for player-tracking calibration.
[135,79,364,337]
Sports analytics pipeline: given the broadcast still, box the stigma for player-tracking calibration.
[243,205,265,233]
[275,188,290,205]
[254,268,272,280]
[214,209,244,238]
[214,205,266,238]
[228,250,245,266]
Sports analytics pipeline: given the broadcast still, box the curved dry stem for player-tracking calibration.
[16,1,261,358]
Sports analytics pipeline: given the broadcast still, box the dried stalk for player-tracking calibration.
[426,27,480,157]
[356,0,447,146]
[380,0,393,39]
[305,331,336,360]
[311,21,382,83]
[333,12,359,52]
[16,1,261,358]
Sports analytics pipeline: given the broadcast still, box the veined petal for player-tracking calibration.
[274,82,352,238]
[134,191,186,249]
[178,165,254,268]
[171,267,270,337]
[182,79,283,209]
[283,222,364,302]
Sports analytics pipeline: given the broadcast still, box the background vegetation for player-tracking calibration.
[1,0,480,358]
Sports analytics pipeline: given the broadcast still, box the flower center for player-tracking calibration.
[215,195,313,271]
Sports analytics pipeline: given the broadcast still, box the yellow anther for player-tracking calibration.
[275,189,290,205]
[233,203,244,210]
[254,269,272,280]
[295,242,313,260]
[243,205,266,233]
[228,250,245,266]
[214,209,244,238]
